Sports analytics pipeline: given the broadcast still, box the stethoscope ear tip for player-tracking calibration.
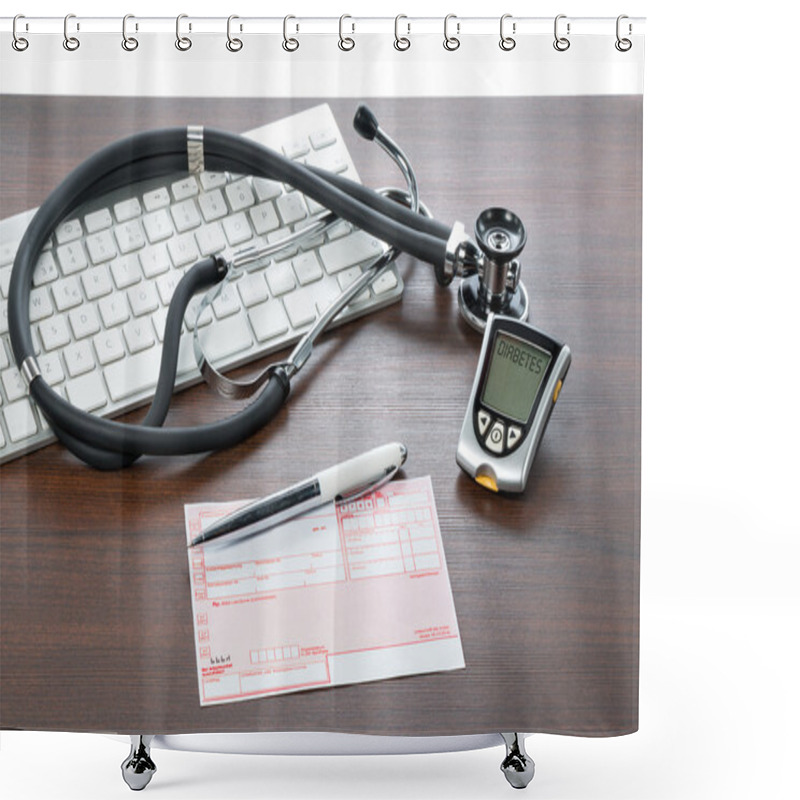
[353,104,379,141]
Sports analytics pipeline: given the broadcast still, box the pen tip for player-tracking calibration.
[399,443,408,466]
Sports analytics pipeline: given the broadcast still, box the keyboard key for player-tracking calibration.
[93,329,125,365]
[196,314,253,363]
[171,176,199,201]
[3,398,38,442]
[104,346,162,402]
[253,178,283,202]
[266,262,296,296]
[38,352,65,384]
[156,271,183,306]
[39,314,71,351]
[68,304,101,339]
[123,318,156,354]
[84,208,113,233]
[276,193,308,226]
[111,255,142,289]
[114,197,142,222]
[249,202,280,235]
[283,289,317,328]
[225,179,255,212]
[1,241,17,266]
[195,222,226,256]
[211,286,241,319]
[198,189,228,223]
[168,233,199,267]
[128,282,160,317]
[310,128,337,150]
[0,339,8,370]
[65,371,106,412]
[223,213,252,247]
[142,187,170,212]
[199,172,228,191]
[85,230,118,265]
[82,265,114,299]
[283,136,309,159]
[64,339,95,377]
[319,232,384,273]
[248,300,289,342]
[142,209,174,243]
[115,220,146,254]
[98,295,130,328]
[32,251,59,286]
[139,244,172,278]
[52,277,82,312]
[292,252,323,285]
[371,270,399,295]
[29,287,54,322]
[2,366,26,402]
[57,241,88,275]
[171,199,202,233]
[55,218,82,244]
[237,272,269,308]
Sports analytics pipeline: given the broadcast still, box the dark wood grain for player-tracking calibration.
[0,95,641,736]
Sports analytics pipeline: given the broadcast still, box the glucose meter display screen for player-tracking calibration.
[481,333,552,423]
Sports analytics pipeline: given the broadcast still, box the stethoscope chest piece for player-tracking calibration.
[457,207,530,332]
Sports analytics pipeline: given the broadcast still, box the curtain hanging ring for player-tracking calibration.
[282,15,299,52]
[615,15,632,52]
[338,15,355,51]
[226,15,243,52]
[12,15,29,52]
[176,14,192,51]
[553,14,570,52]
[499,14,516,51]
[443,14,460,51]
[122,14,139,51]
[63,13,80,51]
[394,14,411,51]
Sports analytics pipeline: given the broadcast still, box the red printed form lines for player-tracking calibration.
[185,476,464,707]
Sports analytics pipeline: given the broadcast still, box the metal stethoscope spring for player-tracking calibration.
[8,105,531,469]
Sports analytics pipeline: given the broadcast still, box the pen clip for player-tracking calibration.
[335,462,401,504]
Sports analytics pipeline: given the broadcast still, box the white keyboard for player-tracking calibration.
[0,104,403,464]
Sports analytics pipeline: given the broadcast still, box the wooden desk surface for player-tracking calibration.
[0,95,641,736]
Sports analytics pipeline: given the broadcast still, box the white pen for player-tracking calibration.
[188,442,408,547]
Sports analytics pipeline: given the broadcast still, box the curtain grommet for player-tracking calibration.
[553,14,571,52]
[443,14,460,51]
[226,15,243,52]
[282,15,299,52]
[499,14,516,51]
[394,15,411,51]
[176,14,192,51]
[63,13,80,52]
[121,14,139,51]
[12,14,29,51]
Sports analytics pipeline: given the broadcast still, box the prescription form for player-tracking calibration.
[185,477,465,706]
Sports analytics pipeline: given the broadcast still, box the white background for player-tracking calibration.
[1,1,798,799]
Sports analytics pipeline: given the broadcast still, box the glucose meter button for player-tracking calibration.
[477,409,492,437]
[486,421,505,454]
[507,425,522,450]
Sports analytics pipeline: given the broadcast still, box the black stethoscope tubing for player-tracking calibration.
[8,126,449,469]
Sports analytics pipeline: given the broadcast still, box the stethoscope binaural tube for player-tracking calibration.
[8,113,450,469]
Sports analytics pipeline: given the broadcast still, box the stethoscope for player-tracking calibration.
[8,105,530,469]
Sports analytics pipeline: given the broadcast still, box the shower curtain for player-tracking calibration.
[0,11,644,784]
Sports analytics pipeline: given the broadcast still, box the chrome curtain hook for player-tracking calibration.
[122,14,139,51]
[176,14,192,51]
[63,13,80,51]
[553,14,570,52]
[615,14,632,52]
[499,13,516,51]
[226,15,243,51]
[338,14,355,51]
[443,13,460,51]
[282,15,299,52]
[394,14,410,51]
[12,14,29,51]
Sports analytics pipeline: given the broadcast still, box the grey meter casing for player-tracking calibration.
[456,314,571,493]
